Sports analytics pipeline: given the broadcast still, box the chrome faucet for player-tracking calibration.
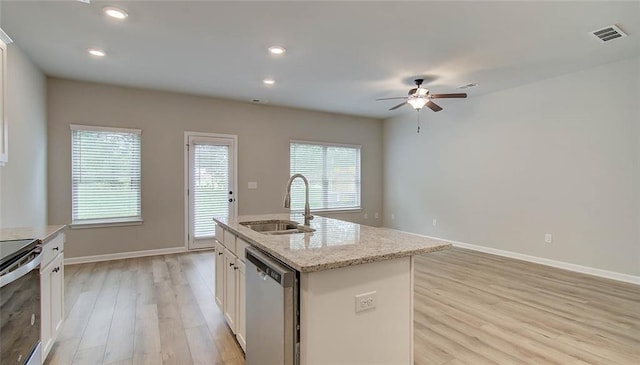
[284,173,314,226]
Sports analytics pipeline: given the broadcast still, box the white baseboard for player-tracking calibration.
[64,247,188,265]
[402,231,640,285]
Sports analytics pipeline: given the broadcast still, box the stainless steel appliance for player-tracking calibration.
[0,239,42,365]
[245,246,299,365]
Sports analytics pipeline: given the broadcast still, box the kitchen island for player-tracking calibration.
[214,213,451,365]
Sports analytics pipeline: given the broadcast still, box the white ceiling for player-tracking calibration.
[2,1,639,119]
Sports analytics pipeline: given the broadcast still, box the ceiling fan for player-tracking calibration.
[376,79,467,112]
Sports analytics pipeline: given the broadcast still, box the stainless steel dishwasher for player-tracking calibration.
[245,246,299,365]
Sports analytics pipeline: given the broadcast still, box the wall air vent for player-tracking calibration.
[591,25,627,43]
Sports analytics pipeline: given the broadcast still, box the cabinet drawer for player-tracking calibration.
[41,233,64,268]
[223,229,236,252]
[215,224,224,243]
[235,237,249,262]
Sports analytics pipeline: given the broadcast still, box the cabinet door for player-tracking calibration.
[50,254,64,339]
[40,262,53,357]
[223,248,237,333]
[214,241,225,310]
[41,253,64,361]
[236,258,246,352]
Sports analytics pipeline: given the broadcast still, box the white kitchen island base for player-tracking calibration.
[213,214,451,365]
[300,256,413,365]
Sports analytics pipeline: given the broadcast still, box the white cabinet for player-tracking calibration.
[223,248,237,332]
[0,38,7,166]
[214,240,225,309]
[214,227,247,353]
[236,258,246,352]
[40,232,65,362]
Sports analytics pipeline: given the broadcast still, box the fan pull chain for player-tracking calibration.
[416,110,421,133]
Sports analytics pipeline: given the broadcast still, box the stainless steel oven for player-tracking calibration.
[0,239,42,365]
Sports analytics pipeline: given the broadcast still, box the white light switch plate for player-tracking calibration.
[248,182,258,189]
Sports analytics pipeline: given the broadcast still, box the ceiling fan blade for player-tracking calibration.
[426,100,443,112]
[389,101,407,111]
[376,97,407,101]
[429,93,467,99]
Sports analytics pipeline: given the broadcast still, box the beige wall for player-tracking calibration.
[0,43,47,228]
[383,57,640,276]
[48,79,383,258]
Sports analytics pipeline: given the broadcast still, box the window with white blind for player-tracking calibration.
[289,141,361,212]
[71,125,142,226]
[192,143,230,238]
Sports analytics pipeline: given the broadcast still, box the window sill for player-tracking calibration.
[293,208,362,215]
[70,218,144,229]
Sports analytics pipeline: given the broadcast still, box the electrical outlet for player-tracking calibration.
[545,233,552,244]
[391,213,395,220]
[432,219,437,227]
[375,212,379,219]
[248,181,258,189]
[355,291,377,313]
[364,213,368,219]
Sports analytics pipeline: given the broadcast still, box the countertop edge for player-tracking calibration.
[214,218,452,273]
[40,225,67,244]
[0,225,67,243]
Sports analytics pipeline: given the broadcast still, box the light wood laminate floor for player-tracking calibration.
[47,248,639,365]
[414,248,640,365]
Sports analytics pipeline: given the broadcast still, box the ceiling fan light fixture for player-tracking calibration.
[407,97,428,110]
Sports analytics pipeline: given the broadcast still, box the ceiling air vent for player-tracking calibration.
[591,25,627,43]
[457,83,478,90]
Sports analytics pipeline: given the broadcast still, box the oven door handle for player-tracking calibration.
[0,252,43,288]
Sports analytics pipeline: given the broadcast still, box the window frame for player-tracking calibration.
[70,124,143,228]
[289,139,362,213]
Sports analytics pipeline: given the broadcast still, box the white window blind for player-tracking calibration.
[192,143,229,238]
[290,141,361,211]
[71,125,141,225]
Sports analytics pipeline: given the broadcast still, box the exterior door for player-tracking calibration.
[187,133,237,250]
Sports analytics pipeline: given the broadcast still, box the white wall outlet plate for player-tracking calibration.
[432,219,437,227]
[375,212,379,219]
[355,291,377,313]
[248,181,258,189]
[364,213,368,219]
[545,233,552,244]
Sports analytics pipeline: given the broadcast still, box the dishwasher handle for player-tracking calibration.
[246,246,294,288]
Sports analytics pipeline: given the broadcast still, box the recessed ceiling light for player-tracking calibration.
[268,46,286,55]
[263,78,276,85]
[103,6,128,20]
[88,48,106,57]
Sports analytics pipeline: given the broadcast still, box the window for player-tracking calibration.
[71,124,142,226]
[290,140,361,212]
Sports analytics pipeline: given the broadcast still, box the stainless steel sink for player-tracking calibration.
[240,220,315,235]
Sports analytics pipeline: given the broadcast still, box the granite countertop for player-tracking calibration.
[214,214,451,273]
[0,225,66,243]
